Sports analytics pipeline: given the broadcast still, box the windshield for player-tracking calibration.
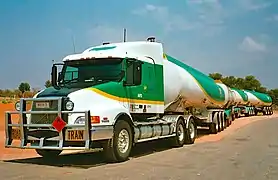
[58,58,124,88]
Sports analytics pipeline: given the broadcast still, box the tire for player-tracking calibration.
[254,109,258,116]
[226,113,231,127]
[103,120,133,163]
[266,107,269,115]
[222,112,228,129]
[218,112,223,131]
[209,123,217,134]
[184,117,197,144]
[172,118,186,147]
[245,112,249,117]
[209,112,218,134]
[36,149,62,158]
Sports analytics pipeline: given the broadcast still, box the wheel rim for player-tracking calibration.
[178,124,185,142]
[189,122,195,139]
[117,129,130,154]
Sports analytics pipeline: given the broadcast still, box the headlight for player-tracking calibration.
[74,116,85,124]
[15,101,20,111]
[65,100,74,111]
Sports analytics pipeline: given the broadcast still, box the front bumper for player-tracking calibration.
[5,97,113,150]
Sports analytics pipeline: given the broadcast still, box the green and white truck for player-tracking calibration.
[5,37,271,162]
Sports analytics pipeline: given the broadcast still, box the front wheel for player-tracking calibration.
[103,120,133,163]
[35,149,62,158]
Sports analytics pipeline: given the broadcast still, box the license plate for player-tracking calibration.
[11,128,21,140]
[36,102,50,108]
[67,130,84,141]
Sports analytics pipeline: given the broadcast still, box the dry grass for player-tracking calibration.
[0,97,19,104]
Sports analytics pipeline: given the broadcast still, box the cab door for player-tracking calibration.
[123,58,162,114]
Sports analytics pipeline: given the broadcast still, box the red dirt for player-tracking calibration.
[0,103,37,160]
[0,103,277,160]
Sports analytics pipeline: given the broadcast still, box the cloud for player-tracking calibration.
[132,3,226,36]
[187,0,226,28]
[239,0,271,11]
[239,36,267,52]
[265,14,278,22]
[132,4,201,32]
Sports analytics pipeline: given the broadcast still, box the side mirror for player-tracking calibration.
[51,65,59,89]
[58,72,62,82]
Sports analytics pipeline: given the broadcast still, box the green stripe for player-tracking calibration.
[165,54,225,102]
[244,90,272,104]
[89,46,116,51]
[232,88,248,102]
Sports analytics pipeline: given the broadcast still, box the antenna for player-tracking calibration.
[71,34,76,53]
[123,28,127,42]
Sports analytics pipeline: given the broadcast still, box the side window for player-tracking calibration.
[125,61,134,84]
[125,60,142,86]
[134,62,142,85]
[64,66,78,81]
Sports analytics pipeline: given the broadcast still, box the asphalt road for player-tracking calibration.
[0,117,278,180]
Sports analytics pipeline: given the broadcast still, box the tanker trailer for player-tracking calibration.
[214,80,236,123]
[230,88,249,118]
[243,90,273,115]
[164,55,234,133]
[5,37,232,162]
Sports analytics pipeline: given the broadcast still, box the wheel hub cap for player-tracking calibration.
[118,129,129,154]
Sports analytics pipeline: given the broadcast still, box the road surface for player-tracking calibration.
[0,116,277,180]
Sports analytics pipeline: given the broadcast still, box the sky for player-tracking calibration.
[0,0,278,90]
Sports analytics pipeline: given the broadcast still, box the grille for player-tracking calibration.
[30,100,61,124]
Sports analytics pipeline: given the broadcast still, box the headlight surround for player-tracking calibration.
[74,116,85,124]
[15,101,20,111]
[65,100,74,111]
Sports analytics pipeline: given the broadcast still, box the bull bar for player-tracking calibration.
[5,97,113,150]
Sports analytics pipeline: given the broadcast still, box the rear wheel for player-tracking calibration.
[172,118,186,147]
[184,117,197,144]
[218,112,223,131]
[103,120,133,163]
[36,149,62,158]
[209,112,218,134]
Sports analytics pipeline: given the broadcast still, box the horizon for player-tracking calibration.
[1,0,277,90]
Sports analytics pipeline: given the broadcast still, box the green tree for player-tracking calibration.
[208,73,269,94]
[44,80,52,88]
[18,82,30,94]
[268,89,278,105]
[209,73,223,80]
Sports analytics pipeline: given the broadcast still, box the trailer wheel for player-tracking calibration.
[35,149,62,158]
[103,120,133,162]
[209,112,218,134]
[184,117,196,144]
[218,112,223,131]
[270,107,273,115]
[265,107,269,115]
[221,112,227,129]
[235,112,239,118]
[226,113,231,127]
[254,109,258,116]
[172,118,186,147]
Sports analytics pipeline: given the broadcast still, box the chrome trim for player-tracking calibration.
[5,97,114,150]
